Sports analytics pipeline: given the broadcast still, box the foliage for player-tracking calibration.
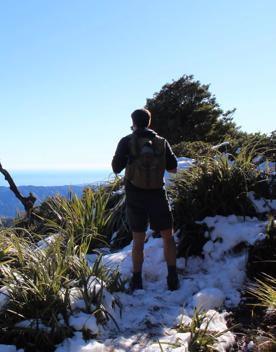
[172,140,215,159]
[247,274,276,310]
[226,130,276,160]
[14,178,132,250]
[104,186,131,248]
[247,216,276,279]
[145,75,239,145]
[159,310,231,352]
[246,272,276,349]
[169,153,262,257]
[0,229,123,351]
[169,154,258,225]
[176,222,209,258]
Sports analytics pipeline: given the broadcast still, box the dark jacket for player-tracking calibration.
[112,128,177,191]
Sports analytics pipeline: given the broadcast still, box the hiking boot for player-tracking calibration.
[130,275,143,291]
[167,273,179,291]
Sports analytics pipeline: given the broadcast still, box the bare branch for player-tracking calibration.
[0,162,36,217]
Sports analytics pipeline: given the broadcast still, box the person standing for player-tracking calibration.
[112,109,179,291]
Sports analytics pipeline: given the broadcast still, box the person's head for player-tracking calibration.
[131,109,151,129]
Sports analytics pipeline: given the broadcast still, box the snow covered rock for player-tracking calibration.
[193,288,225,310]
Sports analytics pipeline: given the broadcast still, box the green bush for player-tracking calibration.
[170,155,258,224]
[172,141,215,159]
[169,155,260,256]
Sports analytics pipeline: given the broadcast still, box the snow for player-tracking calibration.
[0,346,17,352]
[53,215,267,352]
[1,160,274,351]
[257,161,275,172]
[69,313,99,334]
[248,192,276,213]
[0,287,9,312]
[55,332,106,352]
[199,215,266,260]
[164,157,194,185]
[176,157,195,170]
[211,141,230,150]
[36,233,60,250]
[193,288,225,311]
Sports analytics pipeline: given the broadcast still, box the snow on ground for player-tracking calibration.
[248,191,276,213]
[257,161,275,173]
[54,215,267,352]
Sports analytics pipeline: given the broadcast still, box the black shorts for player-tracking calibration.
[125,189,173,232]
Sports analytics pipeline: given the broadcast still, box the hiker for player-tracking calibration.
[112,108,179,291]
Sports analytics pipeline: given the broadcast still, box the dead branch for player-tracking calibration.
[0,162,36,217]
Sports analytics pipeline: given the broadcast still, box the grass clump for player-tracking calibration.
[0,228,124,352]
[177,310,232,352]
[19,177,132,250]
[247,274,276,311]
[169,153,260,256]
[170,155,258,225]
[158,310,232,352]
[41,186,111,248]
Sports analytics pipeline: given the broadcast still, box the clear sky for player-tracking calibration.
[0,0,275,170]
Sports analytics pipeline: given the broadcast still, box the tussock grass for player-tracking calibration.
[248,274,276,310]
[158,309,232,352]
[0,227,124,351]
[170,155,258,224]
[169,153,260,256]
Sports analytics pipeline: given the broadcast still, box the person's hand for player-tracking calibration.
[167,168,177,174]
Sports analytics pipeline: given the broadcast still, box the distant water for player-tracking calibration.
[0,169,113,187]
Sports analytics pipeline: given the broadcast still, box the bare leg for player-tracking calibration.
[160,228,176,266]
[132,232,146,273]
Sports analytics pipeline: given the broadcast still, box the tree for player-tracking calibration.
[145,75,239,145]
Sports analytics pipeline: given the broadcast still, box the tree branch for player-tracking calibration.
[0,162,36,216]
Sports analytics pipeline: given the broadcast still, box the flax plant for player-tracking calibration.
[247,273,276,310]
[176,310,231,352]
[0,227,124,350]
[158,310,232,351]
[170,151,261,221]
[39,186,115,250]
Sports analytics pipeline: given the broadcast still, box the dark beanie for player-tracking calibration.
[131,109,151,128]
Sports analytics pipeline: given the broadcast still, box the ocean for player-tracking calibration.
[0,169,113,187]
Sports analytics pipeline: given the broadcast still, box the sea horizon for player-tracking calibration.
[0,169,113,187]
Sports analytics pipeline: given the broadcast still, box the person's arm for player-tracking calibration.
[165,140,178,173]
[111,137,129,174]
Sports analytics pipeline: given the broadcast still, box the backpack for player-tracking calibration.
[125,134,166,189]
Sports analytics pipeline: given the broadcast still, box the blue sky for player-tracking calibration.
[0,0,275,170]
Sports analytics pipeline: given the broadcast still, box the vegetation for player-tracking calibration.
[247,216,276,279]
[0,228,124,351]
[15,178,131,251]
[159,309,231,352]
[248,274,276,311]
[172,140,215,159]
[169,154,258,222]
[145,75,239,145]
[0,74,275,351]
